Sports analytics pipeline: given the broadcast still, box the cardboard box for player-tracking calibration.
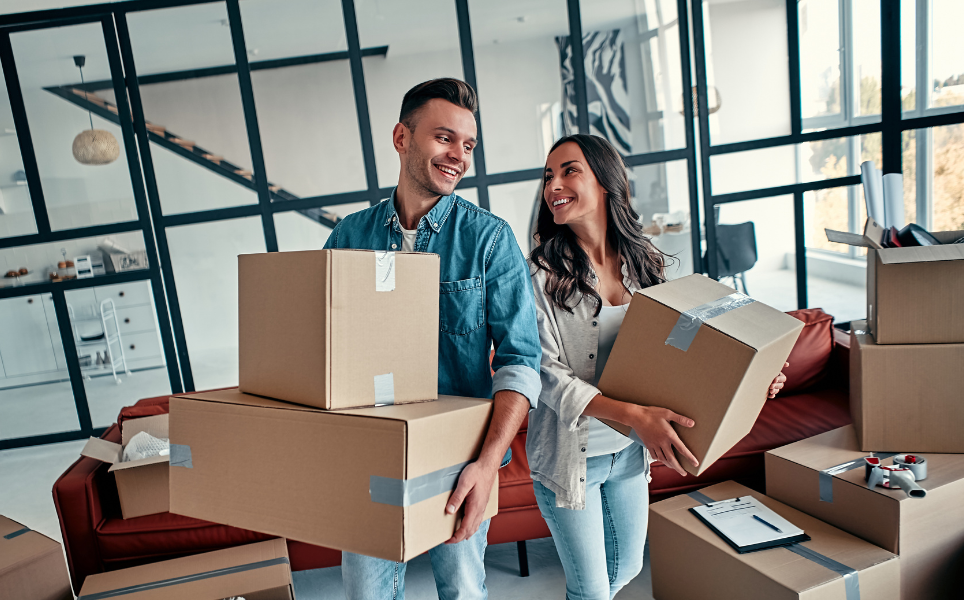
[649,481,899,600]
[80,414,169,519]
[766,426,964,600]
[598,274,803,475]
[826,219,964,344]
[850,320,964,453]
[0,516,71,600]
[78,538,292,599]
[169,389,498,562]
[239,249,440,410]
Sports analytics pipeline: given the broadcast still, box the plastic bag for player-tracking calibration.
[122,431,170,462]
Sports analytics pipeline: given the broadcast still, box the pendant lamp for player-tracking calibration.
[71,55,120,165]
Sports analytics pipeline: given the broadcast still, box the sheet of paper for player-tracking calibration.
[692,496,805,548]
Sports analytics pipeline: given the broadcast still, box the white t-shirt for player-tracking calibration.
[400,225,417,252]
[586,303,633,457]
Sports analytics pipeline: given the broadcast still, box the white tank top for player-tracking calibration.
[586,304,633,457]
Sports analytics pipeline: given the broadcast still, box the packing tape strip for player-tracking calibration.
[688,491,860,600]
[77,557,290,600]
[169,444,193,469]
[374,372,395,406]
[374,251,396,292]
[818,452,897,503]
[893,454,927,480]
[786,543,861,600]
[370,460,471,507]
[3,527,30,540]
[665,293,756,352]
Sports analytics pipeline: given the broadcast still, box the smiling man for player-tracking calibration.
[323,79,542,600]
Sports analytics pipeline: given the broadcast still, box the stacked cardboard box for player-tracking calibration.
[598,274,803,474]
[0,516,72,600]
[766,426,964,600]
[166,250,497,562]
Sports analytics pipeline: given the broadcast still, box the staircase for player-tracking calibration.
[47,85,342,230]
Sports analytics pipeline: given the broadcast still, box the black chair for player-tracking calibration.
[704,221,758,294]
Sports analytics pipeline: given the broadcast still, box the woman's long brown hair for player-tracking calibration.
[530,134,668,316]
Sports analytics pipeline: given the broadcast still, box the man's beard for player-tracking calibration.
[406,137,456,198]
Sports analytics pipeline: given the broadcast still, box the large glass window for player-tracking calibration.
[0,61,36,239]
[10,22,139,231]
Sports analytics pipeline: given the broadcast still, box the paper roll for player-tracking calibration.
[882,173,905,229]
[860,161,884,225]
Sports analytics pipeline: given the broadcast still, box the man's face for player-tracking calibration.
[395,98,477,198]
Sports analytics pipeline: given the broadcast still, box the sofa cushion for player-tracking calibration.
[781,308,835,394]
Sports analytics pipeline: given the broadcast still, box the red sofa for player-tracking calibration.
[53,309,852,594]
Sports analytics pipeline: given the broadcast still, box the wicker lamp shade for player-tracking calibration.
[72,129,120,165]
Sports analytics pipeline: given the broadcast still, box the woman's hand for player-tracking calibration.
[768,362,789,399]
[623,405,699,477]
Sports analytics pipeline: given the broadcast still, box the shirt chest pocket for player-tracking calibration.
[439,277,484,335]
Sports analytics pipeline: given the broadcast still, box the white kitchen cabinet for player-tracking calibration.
[0,295,58,377]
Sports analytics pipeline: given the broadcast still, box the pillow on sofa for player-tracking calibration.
[781,308,835,394]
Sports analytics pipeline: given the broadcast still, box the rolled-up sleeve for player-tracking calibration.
[486,223,542,408]
[530,265,600,431]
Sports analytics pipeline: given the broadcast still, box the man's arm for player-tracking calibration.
[444,389,528,543]
[445,223,541,544]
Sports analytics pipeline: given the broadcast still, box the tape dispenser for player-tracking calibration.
[864,454,927,499]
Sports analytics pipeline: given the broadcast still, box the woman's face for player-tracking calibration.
[543,142,608,228]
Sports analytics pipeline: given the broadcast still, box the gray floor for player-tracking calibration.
[0,438,655,599]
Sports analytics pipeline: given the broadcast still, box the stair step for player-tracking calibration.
[106,104,118,114]
[202,153,223,165]
[171,138,195,150]
[235,169,253,180]
[268,185,280,192]
[145,123,166,136]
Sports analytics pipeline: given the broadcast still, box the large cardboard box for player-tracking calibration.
[766,426,964,600]
[649,481,899,600]
[78,538,292,599]
[826,219,964,344]
[80,414,169,519]
[0,516,71,600]
[850,320,964,452]
[239,249,440,410]
[169,389,498,562]
[598,274,803,475]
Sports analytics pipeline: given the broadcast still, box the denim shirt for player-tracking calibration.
[323,190,542,416]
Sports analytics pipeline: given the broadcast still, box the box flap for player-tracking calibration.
[80,436,122,465]
[639,274,804,351]
[824,218,886,249]
[78,538,291,599]
[122,413,169,446]
[108,453,170,472]
[1,515,62,573]
[174,389,485,423]
[876,241,964,265]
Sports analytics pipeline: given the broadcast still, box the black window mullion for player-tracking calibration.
[341,0,381,206]
[226,0,278,252]
[675,0,702,274]
[115,11,196,392]
[454,0,490,210]
[786,0,802,137]
[793,190,807,309]
[691,0,718,279]
[566,0,590,134]
[50,289,94,433]
[0,31,51,235]
[880,0,901,173]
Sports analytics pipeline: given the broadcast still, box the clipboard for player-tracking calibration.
[690,496,811,554]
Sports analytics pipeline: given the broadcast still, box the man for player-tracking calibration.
[323,78,542,599]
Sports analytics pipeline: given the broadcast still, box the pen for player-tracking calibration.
[752,514,783,533]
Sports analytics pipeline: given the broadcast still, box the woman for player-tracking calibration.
[526,134,787,599]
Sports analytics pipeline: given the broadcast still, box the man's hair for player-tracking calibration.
[399,78,478,130]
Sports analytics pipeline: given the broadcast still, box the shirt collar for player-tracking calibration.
[382,187,458,234]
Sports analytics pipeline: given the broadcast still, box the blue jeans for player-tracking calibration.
[534,444,650,600]
[342,518,490,600]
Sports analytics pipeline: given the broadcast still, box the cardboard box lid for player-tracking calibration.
[826,218,964,263]
[768,426,964,499]
[825,218,886,249]
[640,274,803,351]
[651,481,897,593]
[80,414,170,472]
[78,538,290,599]
[174,389,486,423]
[0,515,62,576]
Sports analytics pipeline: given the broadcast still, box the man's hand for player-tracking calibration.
[444,460,498,544]
[768,362,790,399]
[624,405,698,477]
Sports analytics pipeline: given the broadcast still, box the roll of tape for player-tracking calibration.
[893,454,927,480]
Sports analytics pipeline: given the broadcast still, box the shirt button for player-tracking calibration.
[391,243,397,249]
[589,353,595,359]
[581,447,586,452]
[592,321,597,327]
[433,222,438,228]
[580,477,585,482]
